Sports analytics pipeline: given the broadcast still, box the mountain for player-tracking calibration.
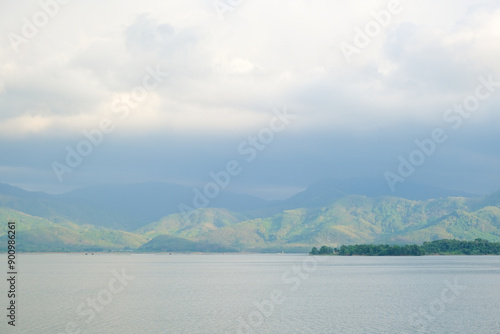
[135,208,247,239]
[0,182,269,231]
[281,178,477,209]
[0,207,147,251]
[0,181,499,252]
[0,183,51,199]
[63,182,268,229]
[0,183,131,230]
[138,235,237,253]
[137,194,500,251]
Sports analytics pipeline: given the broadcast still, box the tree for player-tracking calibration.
[310,247,320,255]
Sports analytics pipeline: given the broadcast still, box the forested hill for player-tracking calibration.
[2,182,500,252]
[311,239,500,256]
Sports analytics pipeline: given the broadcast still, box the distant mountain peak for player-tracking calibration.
[281,178,478,210]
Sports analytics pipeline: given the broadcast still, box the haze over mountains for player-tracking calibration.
[1,180,498,252]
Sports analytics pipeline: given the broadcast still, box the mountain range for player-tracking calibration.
[1,180,499,252]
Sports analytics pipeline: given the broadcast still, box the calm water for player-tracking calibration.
[1,254,499,333]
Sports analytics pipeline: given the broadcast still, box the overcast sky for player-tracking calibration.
[1,0,500,199]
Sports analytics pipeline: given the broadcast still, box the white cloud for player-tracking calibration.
[0,0,499,137]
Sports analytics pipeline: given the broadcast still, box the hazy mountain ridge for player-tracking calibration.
[0,207,147,251]
[126,194,500,251]
[281,178,477,209]
[0,181,499,252]
[0,182,270,231]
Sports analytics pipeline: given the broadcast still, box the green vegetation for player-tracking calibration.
[137,195,500,252]
[310,246,335,255]
[336,244,424,256]
[3,184,500,252]
[0,208,147,252]
[138,235,238,253]
[420,238,500,255]
[310,238,500,256]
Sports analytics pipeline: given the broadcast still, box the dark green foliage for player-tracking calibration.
[421,238,500,255]
[319,246,335,254]
[337,243,425,256]
[310,246,336,255]
[312,239,500,256]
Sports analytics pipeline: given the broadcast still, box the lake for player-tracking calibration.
[1,254,499,333]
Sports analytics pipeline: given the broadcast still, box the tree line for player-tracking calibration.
[310,238,500,256]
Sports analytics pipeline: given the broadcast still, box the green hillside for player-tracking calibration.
[136,195,500,251]
[0,208,147,252]
[135,208,246,239]
[138,234,238,253]
[2,184,500,252]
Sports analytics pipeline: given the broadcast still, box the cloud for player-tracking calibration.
[3,0,498,135]
[0,0,499,197]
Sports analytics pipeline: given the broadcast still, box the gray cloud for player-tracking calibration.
[1,0,499,199]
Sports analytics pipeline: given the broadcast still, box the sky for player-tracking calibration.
[0,0,500,200]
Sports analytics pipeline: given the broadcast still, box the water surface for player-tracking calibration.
[1,254,499,333]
